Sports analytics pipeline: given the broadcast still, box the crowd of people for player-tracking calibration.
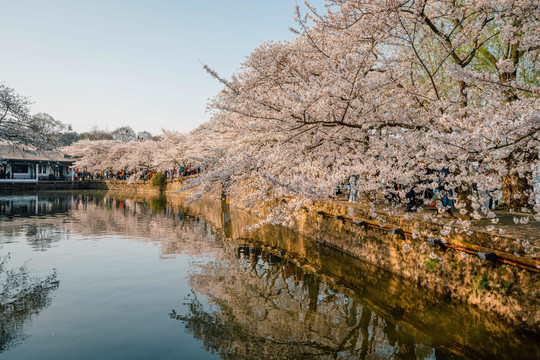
[72,167,201,181]
[343,163,500,215]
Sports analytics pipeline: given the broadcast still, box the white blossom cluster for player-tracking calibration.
[64,130,192,177]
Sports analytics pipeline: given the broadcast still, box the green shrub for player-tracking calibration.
[150,172,166,190]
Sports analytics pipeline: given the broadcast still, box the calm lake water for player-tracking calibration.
[0,192,538,360]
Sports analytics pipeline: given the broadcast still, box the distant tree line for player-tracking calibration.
[57,125,157,146]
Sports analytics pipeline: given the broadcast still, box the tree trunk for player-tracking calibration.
[501,173,533,209]
[456,185,473,219]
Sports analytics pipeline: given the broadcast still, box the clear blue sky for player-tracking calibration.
[1,0,325,135]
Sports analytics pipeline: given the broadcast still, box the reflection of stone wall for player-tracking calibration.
[188,191,538,333]
[177,239,539,360]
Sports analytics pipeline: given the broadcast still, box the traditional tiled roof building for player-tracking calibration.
[0,143,75,182]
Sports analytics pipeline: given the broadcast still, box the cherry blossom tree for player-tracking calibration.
[152,130,191,171]
[192,0,539,226]
[65,130,192,178]
[65,139,117,172]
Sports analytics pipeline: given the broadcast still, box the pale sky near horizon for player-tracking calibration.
[1,0,325,135]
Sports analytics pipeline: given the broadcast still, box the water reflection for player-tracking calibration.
[171,243,454,359]
[0,194,77,251]
[168,195,539,360]
[0,194,73,218]
[0,192,538,360]
[0,256,59,353]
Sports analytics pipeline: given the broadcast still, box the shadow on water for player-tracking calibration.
[0,192,538,359]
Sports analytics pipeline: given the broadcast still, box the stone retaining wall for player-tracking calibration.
[291,202,539,331]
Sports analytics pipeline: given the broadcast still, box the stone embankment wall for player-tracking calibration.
[288,201,540,332]
[0,181,101,192]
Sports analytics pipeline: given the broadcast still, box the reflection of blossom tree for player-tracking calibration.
[67,195,224,259]
[24,224,61,251]
[170,291,360,360]
[0,193,536,359]
[170,247,426,360]
[0,255,59,353]
[0,194,73,252]
[0,222,66,252]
